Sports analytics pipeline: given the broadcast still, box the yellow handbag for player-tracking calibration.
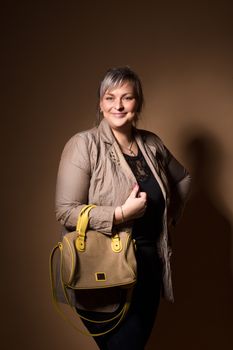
[49,204,137,336]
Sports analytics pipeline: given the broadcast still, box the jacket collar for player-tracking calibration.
[97,118,116,144]
[97,118,157,152]
[97,117,145,146]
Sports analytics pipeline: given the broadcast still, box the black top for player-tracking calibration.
[123,147,165,245]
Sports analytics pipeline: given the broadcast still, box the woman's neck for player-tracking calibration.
[111,126,138,156]
[111,127,134,146]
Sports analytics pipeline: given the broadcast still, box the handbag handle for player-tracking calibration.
[75,204,122,253]
[75,204,96,252]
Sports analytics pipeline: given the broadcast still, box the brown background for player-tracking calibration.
[2,1,233,349]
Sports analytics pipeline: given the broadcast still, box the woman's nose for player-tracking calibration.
[114,99,124,111]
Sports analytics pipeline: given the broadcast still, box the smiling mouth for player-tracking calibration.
[112,113,127,117]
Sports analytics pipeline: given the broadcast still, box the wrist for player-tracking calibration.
[120,205,125,223]
[114,206,123,225]
[114,205,128,224]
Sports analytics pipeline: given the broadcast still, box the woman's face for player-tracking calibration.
[99,81,137,132]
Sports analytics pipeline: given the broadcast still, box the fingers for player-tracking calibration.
[138,192,147,217]
[123,185,148,221]
[129,184,147,200]
[138,191,147,208]
[138,191,147,200]
[128,183,140,198]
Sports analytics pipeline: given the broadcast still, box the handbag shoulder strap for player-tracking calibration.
[49,241,132,337]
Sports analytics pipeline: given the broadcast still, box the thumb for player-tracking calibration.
[138,191,147,199]
[129,184,139,198]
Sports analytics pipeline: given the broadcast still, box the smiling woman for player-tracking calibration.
[100,82,138,155]
[100,82,137,134]
[55,66,192,349]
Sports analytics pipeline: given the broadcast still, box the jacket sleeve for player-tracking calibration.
[55,134,115,234]
[163,145,192,226]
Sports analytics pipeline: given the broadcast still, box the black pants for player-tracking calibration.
[77,245,162,350]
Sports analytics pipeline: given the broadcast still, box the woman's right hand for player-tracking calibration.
[114,184,147,224]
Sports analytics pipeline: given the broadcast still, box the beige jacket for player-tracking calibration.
[55,118,191,305]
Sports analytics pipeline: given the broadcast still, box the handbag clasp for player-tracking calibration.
[111,234,122,253]
[76,236,85,252]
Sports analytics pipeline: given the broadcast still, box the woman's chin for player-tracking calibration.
[105,116,134,131]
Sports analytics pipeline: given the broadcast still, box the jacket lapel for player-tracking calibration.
[98,118,166,201]
[98,119,137,185]
[134,130,167,202]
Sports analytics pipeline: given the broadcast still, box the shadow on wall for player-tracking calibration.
[147,130,233,350]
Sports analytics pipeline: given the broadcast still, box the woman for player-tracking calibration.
[55,66,191,349]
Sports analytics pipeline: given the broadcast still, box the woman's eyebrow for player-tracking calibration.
[105,92,133,96]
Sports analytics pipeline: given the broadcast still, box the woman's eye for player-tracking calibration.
[105,96,113,101]
[124,96,134,100]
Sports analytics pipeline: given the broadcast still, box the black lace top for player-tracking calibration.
[123,147,165,245]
